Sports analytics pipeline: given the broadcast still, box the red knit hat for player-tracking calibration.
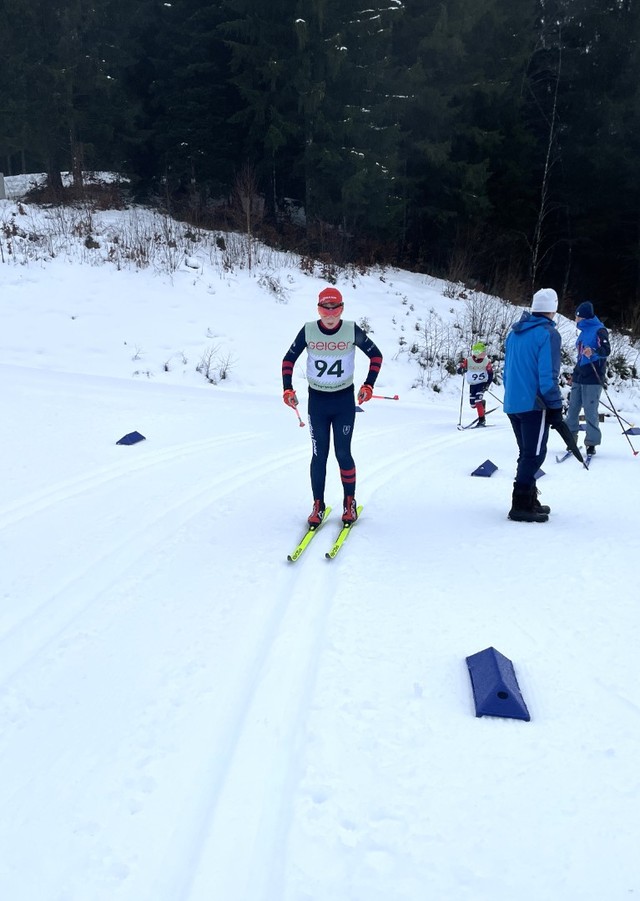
[318,286,343,305]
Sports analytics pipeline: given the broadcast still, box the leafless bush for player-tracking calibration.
[458,291,520,349]
[443,282,460,299]
[196,345,236,384]
[398,309,461,390]
[257,273,289,302]
[207,231,297,276]
[164,351,188,371]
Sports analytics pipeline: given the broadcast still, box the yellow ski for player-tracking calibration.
[325,506,363,559]
[287,507,332,562]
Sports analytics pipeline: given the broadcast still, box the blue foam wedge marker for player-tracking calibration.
[466,646,530,721]
[471,459,497,477]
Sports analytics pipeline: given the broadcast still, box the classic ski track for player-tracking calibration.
[0,432,256,533]
[0,441,310,688]
[164,541,342,901]
[169,426,471,899]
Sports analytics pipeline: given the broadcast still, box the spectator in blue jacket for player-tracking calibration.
[564,301,611,456]
[503,288,564,523]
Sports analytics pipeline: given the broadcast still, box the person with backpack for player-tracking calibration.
[503,288,564,523]
[282,287,383,526]
[563,301,611,456]
[457,342,494,426]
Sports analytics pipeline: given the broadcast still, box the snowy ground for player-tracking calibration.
[2,182,640,900]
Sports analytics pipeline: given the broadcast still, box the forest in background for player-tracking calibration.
[1,0,640,331]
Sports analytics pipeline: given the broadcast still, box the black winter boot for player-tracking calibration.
[508,482,549,523]
[532,482,551,515]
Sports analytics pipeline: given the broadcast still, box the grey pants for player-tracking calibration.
[565,383,603,446]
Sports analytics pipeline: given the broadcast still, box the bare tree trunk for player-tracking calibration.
[530,32,562,289]
[46,162,64,196]
[71,129,84,189]
[233,162,264,272]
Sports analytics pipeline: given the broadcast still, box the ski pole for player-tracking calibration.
[287,404,305,427]
[488,389,503,405]
[590,362,638,455]
[599,398,636,429]
[457,375,465,428]
[372,393,399,400]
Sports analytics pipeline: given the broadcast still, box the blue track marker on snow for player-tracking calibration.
[466,646,530,721]
[471,459,497,477]
[116,431,146,445]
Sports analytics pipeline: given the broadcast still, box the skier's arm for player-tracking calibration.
[282,328,307,390]
[596,327,611,358]
[354,325,382,386]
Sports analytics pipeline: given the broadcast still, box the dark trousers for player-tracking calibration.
[507,410,550,487]
[469,384,486,407]
[308,387,356,500]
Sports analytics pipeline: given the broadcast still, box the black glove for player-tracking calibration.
[546,407,563,427]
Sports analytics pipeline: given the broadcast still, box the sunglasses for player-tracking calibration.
[318,302,344,311]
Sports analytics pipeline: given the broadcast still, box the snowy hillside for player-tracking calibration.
[2,178,640,901]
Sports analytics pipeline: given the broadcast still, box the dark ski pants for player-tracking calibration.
[507,409,550,487]
[469,384,486,408]
[308,386,356,501]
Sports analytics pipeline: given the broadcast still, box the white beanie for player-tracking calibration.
[531,288,558,313]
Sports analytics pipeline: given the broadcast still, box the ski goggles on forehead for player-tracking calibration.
[318,301,344,311]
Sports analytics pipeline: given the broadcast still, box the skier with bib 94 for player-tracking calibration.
[282,287,383,526]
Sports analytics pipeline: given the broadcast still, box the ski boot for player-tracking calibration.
[342,496,358,524]
[308,500,326,527]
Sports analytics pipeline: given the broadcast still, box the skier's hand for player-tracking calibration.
[283,389,299,408]
[546,407,563,427]
[357,384,373,404]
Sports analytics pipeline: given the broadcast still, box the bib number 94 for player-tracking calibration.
[315,359,344,378]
